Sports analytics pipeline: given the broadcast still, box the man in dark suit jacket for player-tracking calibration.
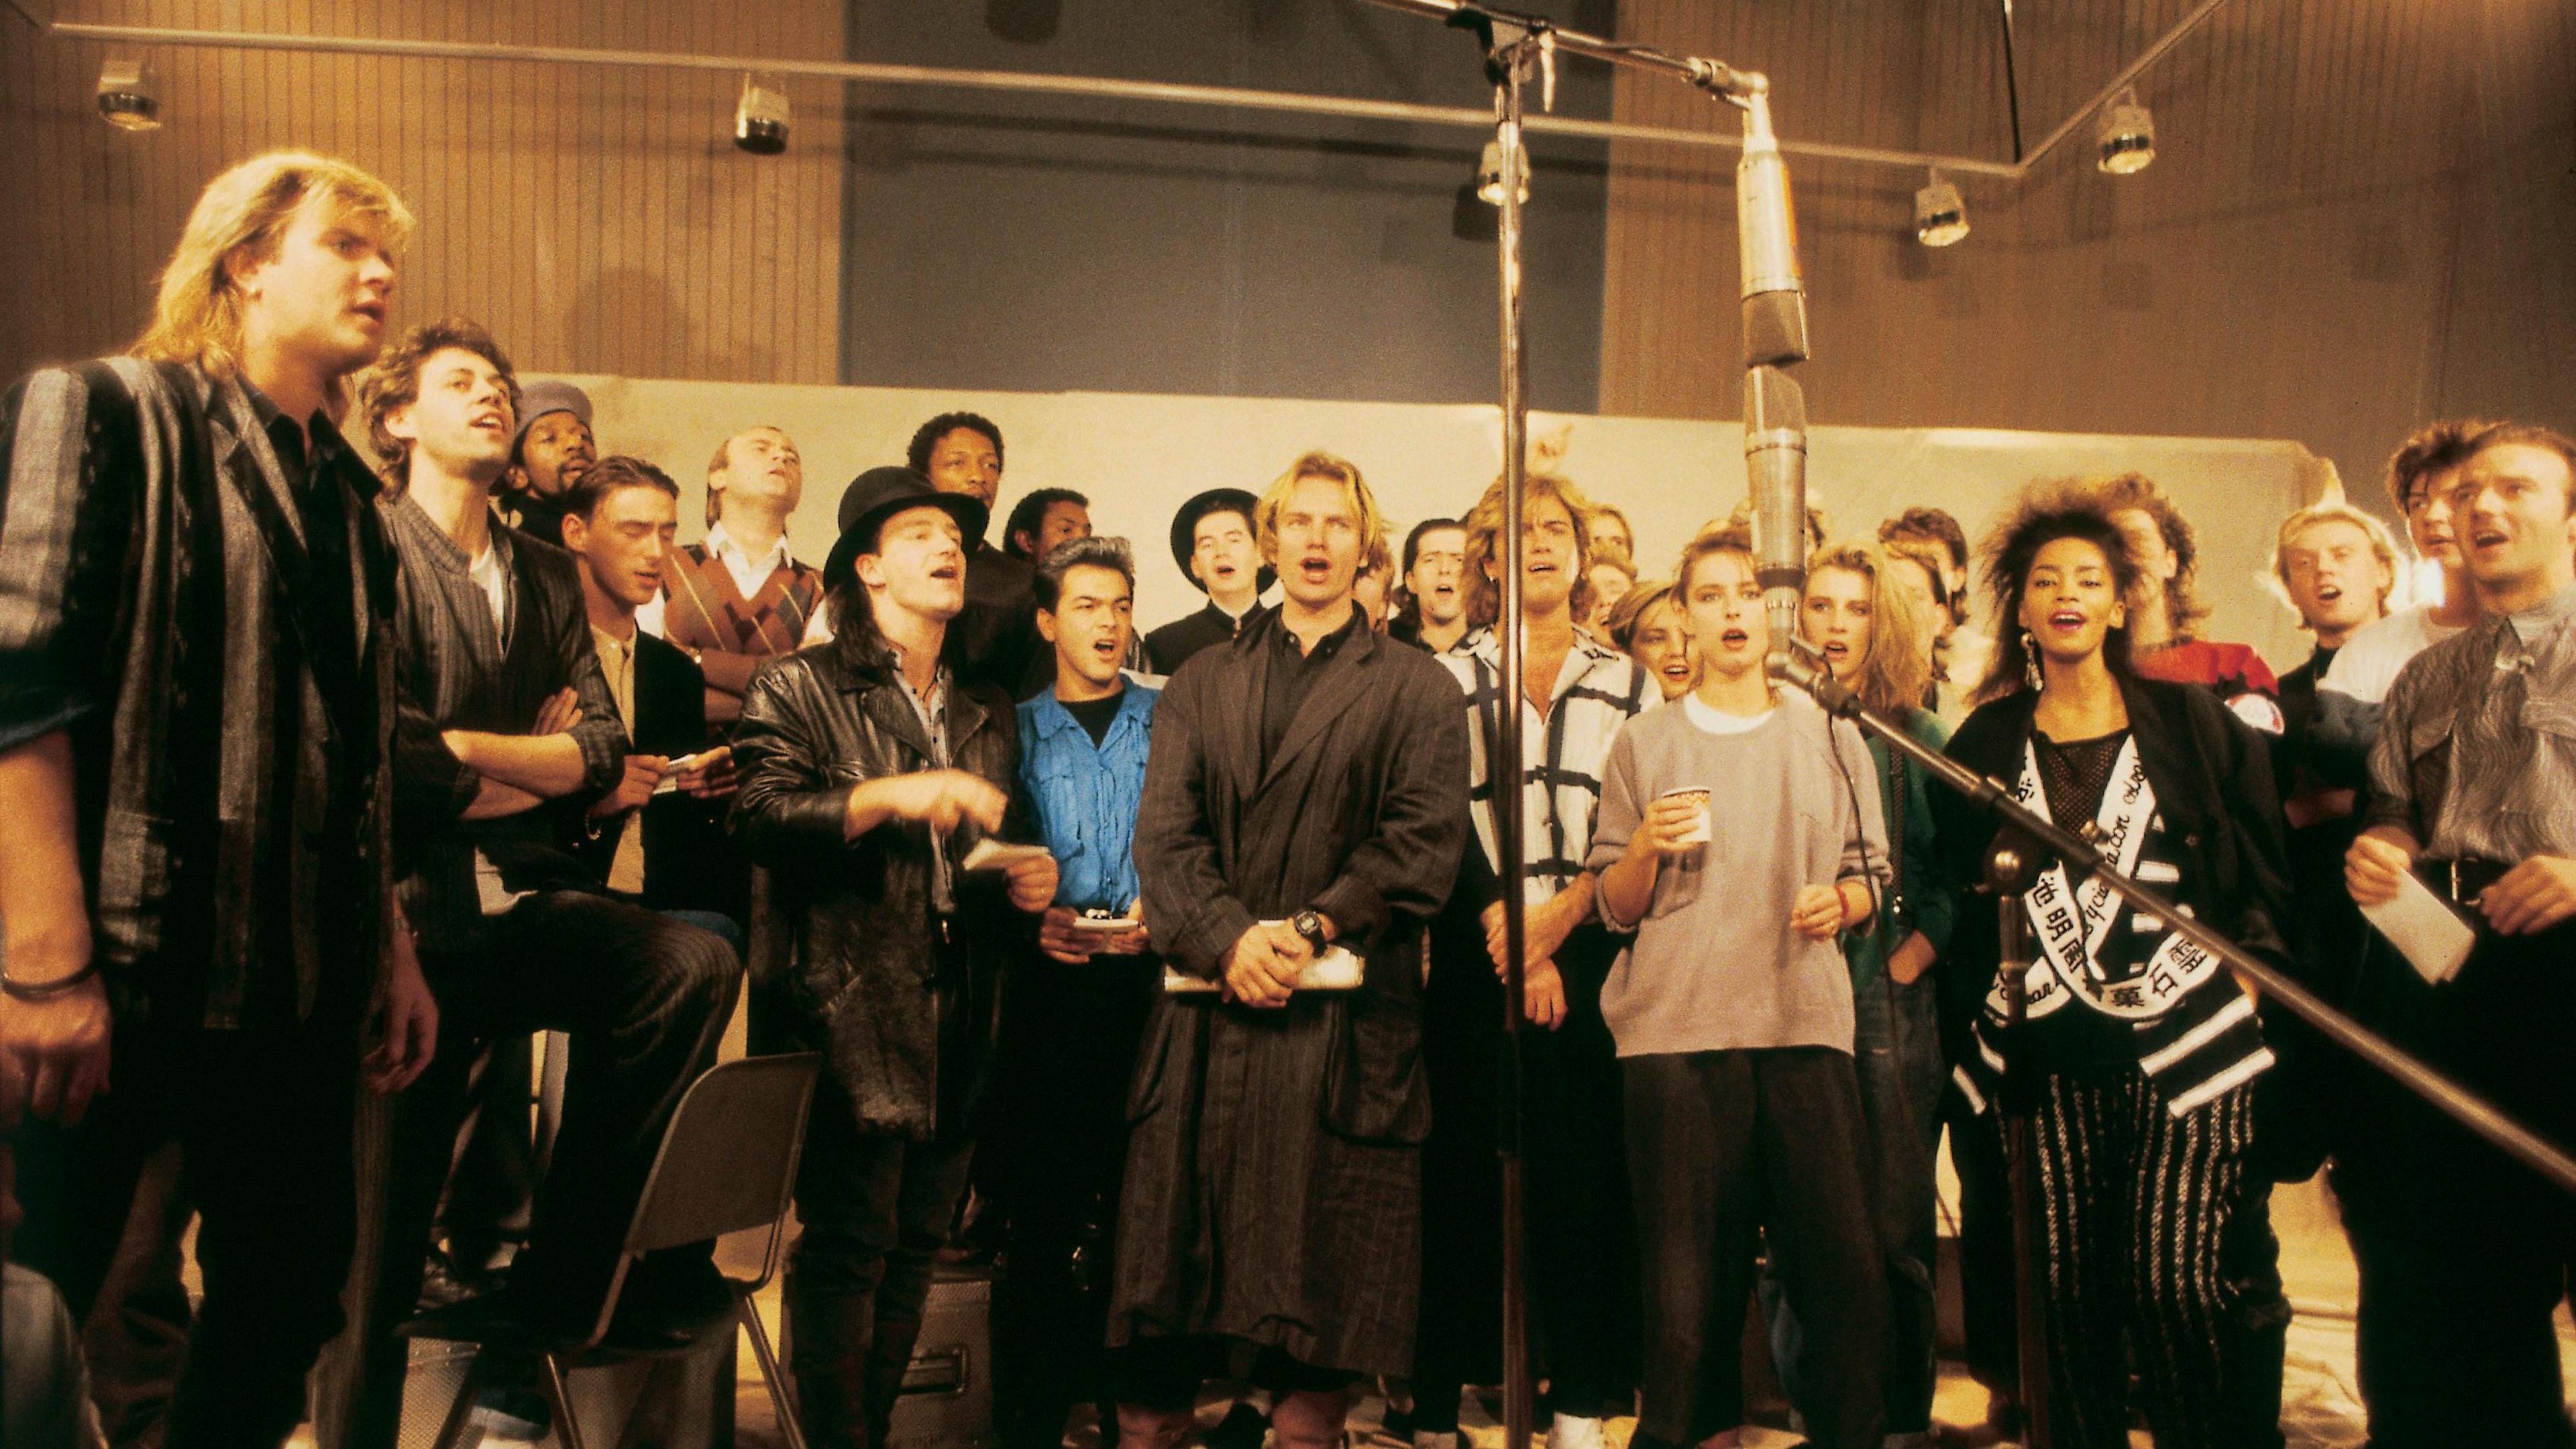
[1112,454,1468,1449]
[561,458,741,928]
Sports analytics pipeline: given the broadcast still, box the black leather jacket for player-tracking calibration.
[731,627,1030,1138]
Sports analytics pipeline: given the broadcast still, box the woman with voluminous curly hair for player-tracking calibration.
[1930,486,2294,1448]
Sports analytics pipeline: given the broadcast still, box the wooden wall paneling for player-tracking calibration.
[0,0,845,387]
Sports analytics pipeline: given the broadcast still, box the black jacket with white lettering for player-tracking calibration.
[1933,674,2293,1116]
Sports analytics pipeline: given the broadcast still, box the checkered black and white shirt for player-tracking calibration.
[1442,627,1654,902]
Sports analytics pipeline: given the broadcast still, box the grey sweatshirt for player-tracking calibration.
[1585,691,1890,1057]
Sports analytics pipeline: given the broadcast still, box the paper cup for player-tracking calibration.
[1656,786,1713,846]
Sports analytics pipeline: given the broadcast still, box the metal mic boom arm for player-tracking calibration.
[1359,0,1760,99]
[1774,653,2576,1199]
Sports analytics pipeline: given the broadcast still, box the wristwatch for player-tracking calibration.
[1291,908,1330,955]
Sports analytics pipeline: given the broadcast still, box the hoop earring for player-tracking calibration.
[2022,630,2045,692]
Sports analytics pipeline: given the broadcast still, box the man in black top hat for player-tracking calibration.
[733,465,1059,1449]
[1143,487,1273,676]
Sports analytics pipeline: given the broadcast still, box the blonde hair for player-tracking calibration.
[1805,542,1934,718]
[1603,578,1677,649]
[1254,451,1383,563]
[1461,472,1600,629]
[2267,502,2400,622]
[132,151,413,389]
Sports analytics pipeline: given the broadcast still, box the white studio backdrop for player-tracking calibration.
[568,375,2334,674]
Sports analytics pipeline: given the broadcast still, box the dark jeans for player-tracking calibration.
[1943,1079,2019,1399]
[1624,1046,1885,1449]
[2333,922,2576,1449]
[786,1077,979,1449]
[1762,970,1943,1441]
[13,1007,365,1448]
[349,890,739,1449]
[1523,929,1641,1420]
[1411,924,1637,1431]
[984,950,1159,1449]
[431,908,739,1286]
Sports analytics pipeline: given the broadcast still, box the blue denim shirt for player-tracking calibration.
[1016,682,1159,912]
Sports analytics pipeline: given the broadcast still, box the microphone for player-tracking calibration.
[1746,364,1808,679]
[1736,89,1809,369]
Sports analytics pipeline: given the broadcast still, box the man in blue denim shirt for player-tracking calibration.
[988,535,1163,1449]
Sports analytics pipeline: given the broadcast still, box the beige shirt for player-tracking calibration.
[592,623,648,894]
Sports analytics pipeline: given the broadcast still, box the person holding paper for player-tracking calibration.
[560,455,741,930]
[1112,453,1468,1449]
[731,466,1058,1449]
[1929,484,2294,1449]
[985,535,1163,1449]
[2339,423,2576,1449]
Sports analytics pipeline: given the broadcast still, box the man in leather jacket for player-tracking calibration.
[732,466,1057,1449]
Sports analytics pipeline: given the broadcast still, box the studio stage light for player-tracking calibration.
[735,76,790,155]
[97,56,162,131]
[1914,169,1968,246]
[2096,86,2155,174]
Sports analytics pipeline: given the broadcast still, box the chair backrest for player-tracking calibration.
[621,1053,822,1256]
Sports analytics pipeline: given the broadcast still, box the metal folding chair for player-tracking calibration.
[401,1051,822,1449]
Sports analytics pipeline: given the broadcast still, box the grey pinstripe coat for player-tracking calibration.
[1113,607,1470,1377]
[0,359,398,1027]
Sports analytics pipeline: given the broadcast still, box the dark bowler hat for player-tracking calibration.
[1169,486,1277,595]
[822,467,989,592]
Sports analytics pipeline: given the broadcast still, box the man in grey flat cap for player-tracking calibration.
[500,377,596,547]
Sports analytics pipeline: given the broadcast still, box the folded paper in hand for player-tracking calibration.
[1166,924,1364,995]
[961,839,1052,873]
[2360,870,2476,985]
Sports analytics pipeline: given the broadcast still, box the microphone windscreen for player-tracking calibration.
[1742,290,1810,370]
[1743,364,1808,437]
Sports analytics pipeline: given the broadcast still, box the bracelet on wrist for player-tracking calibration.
[2,959,101,1002]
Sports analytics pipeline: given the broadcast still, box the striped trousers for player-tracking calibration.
[2027,1069,2260,1449]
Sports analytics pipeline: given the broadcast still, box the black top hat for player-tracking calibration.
[822,467,989,594]
[1169,486,1277,596]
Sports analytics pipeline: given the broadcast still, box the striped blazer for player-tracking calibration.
[0,360,399,1027]
[1442,627,1653,902]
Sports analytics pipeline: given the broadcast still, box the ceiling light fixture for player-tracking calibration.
[97,55,160,131]
[1914,168,1968,246]
[734,75,789,154]
[2095,85,2155,174]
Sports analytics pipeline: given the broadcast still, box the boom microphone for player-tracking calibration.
[1746,363,1808,678]
[1736,87,1809,369]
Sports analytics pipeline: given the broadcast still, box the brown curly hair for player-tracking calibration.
[354,318,518,486]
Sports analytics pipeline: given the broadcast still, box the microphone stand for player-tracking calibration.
[1368,10,1764,1449]
[1772,650,2576,1207]
[1485,28,1538,1449]
[1982,835,2056,1449]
